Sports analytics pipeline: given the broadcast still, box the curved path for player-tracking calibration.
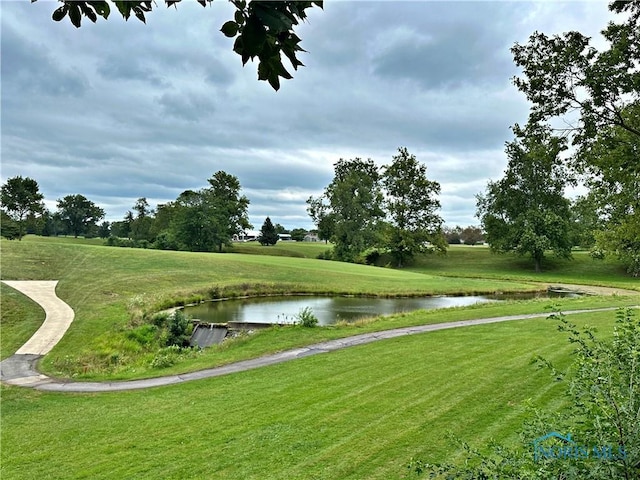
[1,281,637,393]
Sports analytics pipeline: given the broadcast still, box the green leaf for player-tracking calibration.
[241,15,267,57]
[220,20,239,38]
[69,3,82,27]
[79,3,98,23]
[87,1,110,19]
[52,5,68,22]
[234,10,244,25]
[253,4,293,32]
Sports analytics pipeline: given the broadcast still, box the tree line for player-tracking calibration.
[0,171,315,252]
[1,171,251,252]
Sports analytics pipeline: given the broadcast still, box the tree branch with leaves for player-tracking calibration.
[34,0,323,91]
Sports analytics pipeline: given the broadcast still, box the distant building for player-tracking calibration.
[233,230,260,242]
[303,233,319,242]
[278,233,292,241]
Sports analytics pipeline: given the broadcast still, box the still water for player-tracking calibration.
[183,291,575,326]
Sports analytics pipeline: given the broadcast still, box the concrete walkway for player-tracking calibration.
[1,281,74,387]
[1,281,637,393]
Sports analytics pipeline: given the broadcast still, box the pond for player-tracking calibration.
[183,290,579,327]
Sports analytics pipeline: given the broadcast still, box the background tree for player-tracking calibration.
[98,221,111,239]
[168,189,215,252]
[477,122,573,272]
[1,176,45,240]
[443,226,462,245]
[34,0,323,91]
[274,223,288,235]
[258,216,279,245]
[290,227,307,242]
[109,220,129,239]
[460,226,484,246]
[306,195,335,244]
[41,210,65,237]
[56,194,105,238]
[323,158,384,262]
[130,197,155,242]
[0,211,21,240]
[206,171,251,252]
[163,173,250,252]
[382,147,445,267]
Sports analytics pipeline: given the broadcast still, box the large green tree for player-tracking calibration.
[511,1,640,275]
[321,158,384,262]
[169,189,216,252]
[581,102,640,276]
[207,171,251,252]
[382,147,445,267]
[56,194,106,238]
[0,176,45,240]
[476,122,573,272]
[35,0,323,91]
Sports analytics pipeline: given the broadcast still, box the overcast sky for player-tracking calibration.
[1,1,614,230]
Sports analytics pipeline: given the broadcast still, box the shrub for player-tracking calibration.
[150,345,182,368]
[165,310,193,347]
[316,249,334,260]
[295,307,319,328]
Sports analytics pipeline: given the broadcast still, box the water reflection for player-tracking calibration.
[183,291,576,326]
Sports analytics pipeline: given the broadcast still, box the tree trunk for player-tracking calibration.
[534,256,541,273]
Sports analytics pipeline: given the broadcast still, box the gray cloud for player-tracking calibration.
[1,1,615,230]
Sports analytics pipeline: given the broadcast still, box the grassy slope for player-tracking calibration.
[408,244,639,290]
[1,311,616,480]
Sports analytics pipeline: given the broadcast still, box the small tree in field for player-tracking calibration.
[460,226,484,246]
[258,217,279,246]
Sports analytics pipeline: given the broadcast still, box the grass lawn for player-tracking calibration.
[1,237,637,478]
[1,310,622,479]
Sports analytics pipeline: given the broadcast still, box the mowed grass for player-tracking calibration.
[1,237,638,478]
[1,311,617,480]
[409,244,640,290]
